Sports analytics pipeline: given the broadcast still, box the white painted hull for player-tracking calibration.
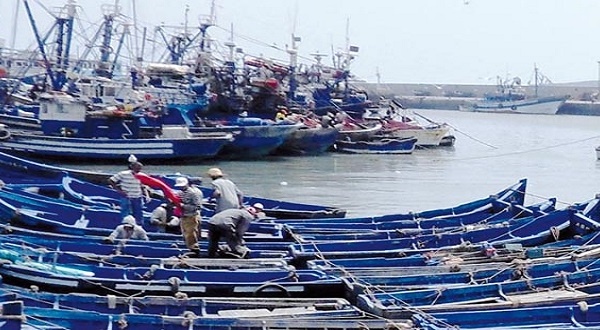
[385,125,451,146]
[461,98,566,115]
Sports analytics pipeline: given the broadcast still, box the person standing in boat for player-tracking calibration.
[108,160,145,226]
[207,205,263,258]
[104,215,149,243]
[207,168,243,214]
[174,177,203,257]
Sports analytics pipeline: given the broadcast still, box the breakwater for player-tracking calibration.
[358,82,600,114]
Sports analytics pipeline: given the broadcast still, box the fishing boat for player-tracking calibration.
[360,271,600,320]
[0,151,347,219]
[0,180,288,242]
[459,69,568,115]
[0,284,396,328]
[0,93,233,162]
[460,95,567,115]
[413,302,600,329]
[332,137,417,154]
[288,197,600,262]
[275,178,529,228]
[335,122,382,141]
[364,100,453,147]
[0,258,344,298]
[275,125,339,156]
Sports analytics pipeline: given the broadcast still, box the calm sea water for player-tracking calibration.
[73,110,600,218]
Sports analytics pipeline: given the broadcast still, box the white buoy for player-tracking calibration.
[280,181,288,186]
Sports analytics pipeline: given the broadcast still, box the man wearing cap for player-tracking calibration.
[175,177,203,257]
[108,160,145,225]
[252,203,267,219]
[207,206,260,258]
[207,168,243,214]
[104,215,149,243]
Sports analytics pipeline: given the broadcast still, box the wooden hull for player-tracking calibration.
[333,137,417,154]
[0,151,347,219]
[0,262,344,298]
[276,126,339,155]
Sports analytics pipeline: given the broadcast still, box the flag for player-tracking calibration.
[349,45,359,52]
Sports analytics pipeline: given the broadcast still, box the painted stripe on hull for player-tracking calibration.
[0,269,79,287]
[0,141,175,156]
[0,134,229,159]
[115,283,207,293]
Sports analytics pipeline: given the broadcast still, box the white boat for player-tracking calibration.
[459,96,567,115]
[459,66,567,115]
[364,100,452,146]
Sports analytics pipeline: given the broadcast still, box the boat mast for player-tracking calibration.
[199,0,216,53]
[597,61,600,98]
[96,1,120,78]
[534,64,539,98]
[286,34,300,102]
[10,0,20,52]
[156,5,206,65]
[22,0,77,91]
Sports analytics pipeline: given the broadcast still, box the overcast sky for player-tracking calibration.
[1,0,600,85]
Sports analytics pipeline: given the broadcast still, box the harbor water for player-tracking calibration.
[73,109,600,218]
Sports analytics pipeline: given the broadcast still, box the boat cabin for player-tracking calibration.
[38,92,140,139]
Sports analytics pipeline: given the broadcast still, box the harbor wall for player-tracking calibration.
[356,82,600,115]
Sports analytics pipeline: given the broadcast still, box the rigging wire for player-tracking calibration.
[447,134,600,163]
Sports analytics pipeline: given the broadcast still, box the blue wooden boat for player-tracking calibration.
[275,126,339,155]
[0,284,387,325]
[413,301,600,329]
[0,151,347,219]
[201,119,302,159]
[0,259,343,298]
[0,184,286,241]
[307,238,600,274]
[283,198,556,239]
[0,225,291,259]
[333,137,417,154]
[19,305,400,330]
[273,178,528,226]
[356,263,600,318]
[343,256,600,295]
[288,198,600,261]
[154,103,304,159]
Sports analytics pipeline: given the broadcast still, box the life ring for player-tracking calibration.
[0,128,11,140]
[510,105,517,111]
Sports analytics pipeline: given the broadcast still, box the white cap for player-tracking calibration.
[174,177,189,187]
[122,215,136,226]
[252,203,264,211]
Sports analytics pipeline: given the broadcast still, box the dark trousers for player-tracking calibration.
[208,223,244,257]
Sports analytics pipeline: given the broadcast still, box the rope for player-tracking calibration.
[445,122,498,149]
[446,134,600,163]
[307,241,458,329]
